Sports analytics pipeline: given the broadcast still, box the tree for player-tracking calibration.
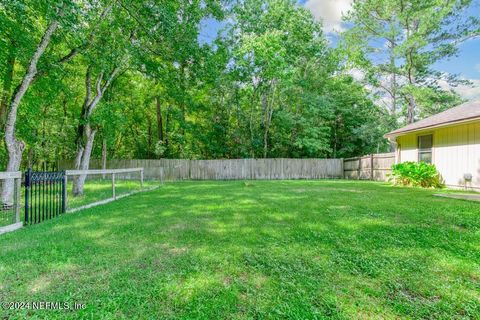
[72,65,120,195]
[342,0,479,126]
[71,1,135,195]
[225,0,333,157]
[0,0,96,203]
[1,9,59,204]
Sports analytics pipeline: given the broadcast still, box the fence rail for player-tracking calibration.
[343,153,395,181]
[65,167,149,212]
[0,172,22,179]
[65,168,144,176]
[59,159,344,181]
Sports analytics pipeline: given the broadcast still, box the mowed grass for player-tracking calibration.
[0,180,479,319]
[0,207,16,227]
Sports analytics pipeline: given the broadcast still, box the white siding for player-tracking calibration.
[397,121,480,189]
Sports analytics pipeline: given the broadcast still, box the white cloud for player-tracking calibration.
[304,0,353,33]
[439,79,480,101]
[475,64,480,73]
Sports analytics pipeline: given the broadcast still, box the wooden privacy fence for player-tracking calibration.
[58,158,344,181]
[59,155,395,182]
[343,153,395,181]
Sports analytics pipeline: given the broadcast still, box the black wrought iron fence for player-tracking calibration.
[24,169,66,225]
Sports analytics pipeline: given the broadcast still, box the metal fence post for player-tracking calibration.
[140,169,144,189]
[62,172,67,213]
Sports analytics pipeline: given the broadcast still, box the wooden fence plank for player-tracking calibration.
[343,152,395,181]
[58,159,344,181]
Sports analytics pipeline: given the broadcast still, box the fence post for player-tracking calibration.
[370,154,374,181]
[62,172,67,213]
[15,177,21,223]
[140,168,144,189]
[357,158,361,180]
[112,173,116,199]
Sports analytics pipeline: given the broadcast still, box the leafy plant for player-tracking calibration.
[389,161,444,188]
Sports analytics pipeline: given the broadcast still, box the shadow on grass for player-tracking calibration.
[0,180,479,319]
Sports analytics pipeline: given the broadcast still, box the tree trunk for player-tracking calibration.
[156,96,163,142]
[72,65,119,196]
[390,68,397,116]
[262,82,276,159]
[0,44,16,130]
[147,115,153,157]
[263,106,274,159]
[261,93,268,158]
[1,20,58,205]
[165,106,170,149]
[73,126,97,195]
[406,95,416,124]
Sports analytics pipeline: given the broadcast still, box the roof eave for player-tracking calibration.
[384,116,480,139]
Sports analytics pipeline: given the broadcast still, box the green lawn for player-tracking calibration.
[0,180,479,319]
[0,207,16,227]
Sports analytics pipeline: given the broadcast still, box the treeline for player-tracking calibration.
[0,0,478,170]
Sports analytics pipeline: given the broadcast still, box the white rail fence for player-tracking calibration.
[65,167,157,213]
[0,172,23,234]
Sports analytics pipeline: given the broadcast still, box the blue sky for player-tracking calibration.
[434,39,480,79]
[199,0,480,100]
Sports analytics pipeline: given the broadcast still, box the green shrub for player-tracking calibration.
[389,161,444,188]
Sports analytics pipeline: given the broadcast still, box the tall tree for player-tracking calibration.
[71,1,135,195]
[1,19,59,204]
[72,65,120,195]
[0,0,97,202]
[342,0,479,126]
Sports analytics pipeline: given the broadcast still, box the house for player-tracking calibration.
[385,100,480,190]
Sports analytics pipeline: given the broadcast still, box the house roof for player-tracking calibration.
[385,100,480,138]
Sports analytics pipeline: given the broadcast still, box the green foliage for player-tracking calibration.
[1,0,477,168]
[342,0,478,124]
[389,161,444,188]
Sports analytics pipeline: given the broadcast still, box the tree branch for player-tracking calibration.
[32,3,115,82]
